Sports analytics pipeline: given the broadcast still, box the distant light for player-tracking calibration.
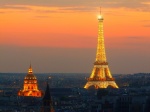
[98,15,103,20]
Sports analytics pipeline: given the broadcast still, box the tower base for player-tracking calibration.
[84,81,119,89]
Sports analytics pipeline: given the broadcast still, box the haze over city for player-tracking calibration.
[0,0,150,74]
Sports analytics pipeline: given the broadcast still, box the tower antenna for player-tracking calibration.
[29,60,32,68]
[100,7,101,15]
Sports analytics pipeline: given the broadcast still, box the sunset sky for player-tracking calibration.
[0,0,150,74]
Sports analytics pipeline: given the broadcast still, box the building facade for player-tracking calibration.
[18,65,43,97]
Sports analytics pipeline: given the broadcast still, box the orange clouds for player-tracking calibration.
[0,6,150,48]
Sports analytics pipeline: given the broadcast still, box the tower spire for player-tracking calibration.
[28,63,33,74]
[41,82,54,112]
[100,7,101,15]
[96,7,105,63]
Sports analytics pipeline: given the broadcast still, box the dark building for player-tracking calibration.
[41,83,54,112]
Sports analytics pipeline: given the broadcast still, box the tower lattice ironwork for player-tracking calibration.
[84,14,119,89]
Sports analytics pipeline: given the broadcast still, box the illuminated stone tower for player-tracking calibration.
[18,64,43,97]
[84,13,119,89]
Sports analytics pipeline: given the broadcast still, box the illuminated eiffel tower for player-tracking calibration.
[84,12,119,89]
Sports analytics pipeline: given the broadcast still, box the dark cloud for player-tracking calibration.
[36,10,61,14]
[0,11,5,13]
[105,11,128,16]
[59,7,95,12]
[127,36,142,39]
[100,0,150,12]
[35,6,95,14]
[35,15,49,18]
[143,25,150,27]
[141,20,150,27]
[141,20,150,22]
[0,0,149,12]
[0,5,32,10]
[0,0,87,7]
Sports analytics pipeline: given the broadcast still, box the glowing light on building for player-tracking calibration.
[18,64,43,97]
[84,12,119,89]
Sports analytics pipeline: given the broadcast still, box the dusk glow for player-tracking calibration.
[0,0,150,73]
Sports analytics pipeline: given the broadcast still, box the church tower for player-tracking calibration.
[18,64,43,97]
[84,12,119,89]
[41,83,54,112]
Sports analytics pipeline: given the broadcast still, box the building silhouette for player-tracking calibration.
[41,82,54,112]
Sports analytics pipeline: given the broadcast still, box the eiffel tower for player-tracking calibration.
[84,13,119,89]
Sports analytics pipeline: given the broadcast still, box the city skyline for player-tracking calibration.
[0,0,150,74]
